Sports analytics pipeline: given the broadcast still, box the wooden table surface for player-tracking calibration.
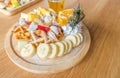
[0,0,120,78]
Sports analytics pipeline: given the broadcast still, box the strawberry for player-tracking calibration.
[38,25,50,32]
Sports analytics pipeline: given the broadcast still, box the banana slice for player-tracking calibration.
[77,33,83,43]
[65,40,73,53]
[37,44,51,59]
[65,35,77,47]
[20,44,36,58]
[55,42,65,57]
[17,40,28,51]
[73,33,81,46]
[62,41,69,54]
[48,44,58,58]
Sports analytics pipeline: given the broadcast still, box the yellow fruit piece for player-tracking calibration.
[28,13,40,22]
[58,9,74,26]
[11,0,20,7]
[37,7,50,16]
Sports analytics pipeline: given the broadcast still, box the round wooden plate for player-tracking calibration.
[5,22,91,74]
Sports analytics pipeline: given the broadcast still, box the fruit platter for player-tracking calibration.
[0,0,40,15]
[5,5,91,73]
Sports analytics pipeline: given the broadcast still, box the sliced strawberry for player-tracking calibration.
[38,25,50,32]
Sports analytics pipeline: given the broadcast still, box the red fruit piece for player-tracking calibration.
[38,25,50,32]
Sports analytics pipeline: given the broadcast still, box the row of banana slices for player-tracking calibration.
[20,33,83,59]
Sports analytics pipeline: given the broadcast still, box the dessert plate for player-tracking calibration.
[0,0,40,16]
[5,22,91,73]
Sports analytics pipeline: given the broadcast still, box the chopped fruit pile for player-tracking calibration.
[13,5,85,59]
[0,0,32,11]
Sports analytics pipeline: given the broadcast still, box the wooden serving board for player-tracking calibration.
[5,22,91,73]
[0,0,40,16]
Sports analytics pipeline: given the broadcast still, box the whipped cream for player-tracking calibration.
[50,26,59,34]
[62,24,80,35]
[48,31,58,41]
[62,25,72,35]
[19,18,26,25]
[44,15,52,24]
[28,22,38,31]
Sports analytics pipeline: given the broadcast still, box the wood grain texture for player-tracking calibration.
[0,0,120,78]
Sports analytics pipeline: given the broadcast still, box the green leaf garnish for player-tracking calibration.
[69,4,85,29]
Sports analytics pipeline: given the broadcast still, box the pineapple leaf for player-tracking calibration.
[69,4,85,29]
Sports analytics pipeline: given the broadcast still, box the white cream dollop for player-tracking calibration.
[44,15,52,24]
[71,25,79,34]
[50,26,59,34]
[48,31,58,41]
[28,22,38,31]
[62,24,79,35]
[19,18,26,25]
[62,25,72,35]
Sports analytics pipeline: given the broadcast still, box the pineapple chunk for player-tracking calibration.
[11,0,20,7]
[28,13,40,22]
[58,9,73,26]
[58,16,68,26]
